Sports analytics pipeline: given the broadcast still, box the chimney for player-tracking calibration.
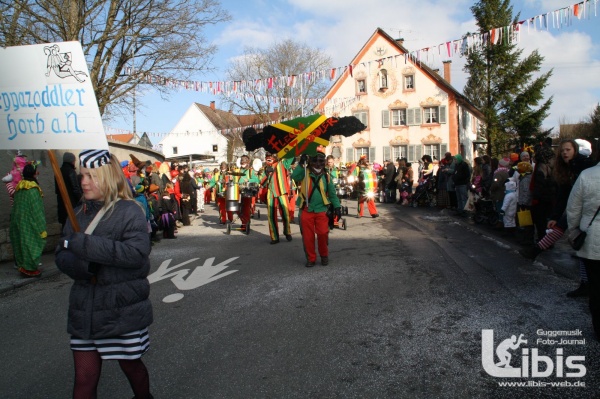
[396,38,404,45]
[443,60,452,84]
[210,101,215,110]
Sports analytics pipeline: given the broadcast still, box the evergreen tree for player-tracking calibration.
[463,0,553,156]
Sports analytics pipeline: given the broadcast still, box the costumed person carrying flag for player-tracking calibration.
[293,147,341,267]
[260,152,294,244]
[352,155,379,218]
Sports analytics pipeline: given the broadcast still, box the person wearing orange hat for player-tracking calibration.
[293,148,341,267]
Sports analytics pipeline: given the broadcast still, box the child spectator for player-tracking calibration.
[501,180,518,235]
[159,182,177,239]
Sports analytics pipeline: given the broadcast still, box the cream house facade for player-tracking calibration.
[321,28,485,169]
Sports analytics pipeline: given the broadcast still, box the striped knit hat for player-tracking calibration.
[80,149,111,169]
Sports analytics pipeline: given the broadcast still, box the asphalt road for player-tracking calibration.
[0,201,598,399]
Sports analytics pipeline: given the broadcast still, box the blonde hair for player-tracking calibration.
[88,154,134,208]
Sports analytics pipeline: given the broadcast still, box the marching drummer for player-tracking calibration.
[352,155,379,218]
[236,154,259,231]
[207,161,231,224]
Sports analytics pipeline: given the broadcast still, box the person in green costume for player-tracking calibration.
[10,163,47,277]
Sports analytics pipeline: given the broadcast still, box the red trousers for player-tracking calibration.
[218,196,253,226]
[300,210,329,262]
[358,197,378,217]
[216,196,234,223]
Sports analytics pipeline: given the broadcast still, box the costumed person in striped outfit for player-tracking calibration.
[326,155,342,227]
[55,150,154,399]
[352,155,379,218]
[237,154,260,231]
[260,152,294,244]
[10,162,47,277]
[207,162,232,224]
[294,148,341,267]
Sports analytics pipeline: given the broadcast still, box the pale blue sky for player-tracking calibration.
[105,0,600,144]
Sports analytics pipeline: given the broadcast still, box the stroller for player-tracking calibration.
[473,197,499,225]
[409,175,437,208]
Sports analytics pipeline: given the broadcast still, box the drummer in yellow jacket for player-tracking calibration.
[293,147,341,267]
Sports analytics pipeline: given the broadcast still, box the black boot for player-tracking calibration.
[518,245,542,260]
[566,282,589,298]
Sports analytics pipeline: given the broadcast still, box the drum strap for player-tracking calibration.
[301,174,330,208]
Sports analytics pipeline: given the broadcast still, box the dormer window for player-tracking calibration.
[378,69,388,90]
[404,74,415,90]
[356,79,366,94]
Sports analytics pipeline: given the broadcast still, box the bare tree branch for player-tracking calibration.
[0,0,231,118]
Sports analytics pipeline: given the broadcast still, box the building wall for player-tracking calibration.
[159,104,228,163]
[324,34,482,175]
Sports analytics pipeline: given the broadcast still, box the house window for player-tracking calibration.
[391,109,407,126]
[424,107,439,124]
[356,79,366,94]
[172,146,178,155]
[353,111,368,127]
[378,69,388,90]
[392,145,408,160]
[212,145,218,152]
[423,144,440,161]
[404,75,415,90]
[423,105,447,124]
[356,147,369,160]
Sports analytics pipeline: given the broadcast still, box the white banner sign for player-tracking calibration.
[0,41,108,150]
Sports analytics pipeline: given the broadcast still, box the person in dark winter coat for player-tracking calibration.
[55,149,153,399]
[530,144,557,241]
[55,151,82,231]
[453,154,470,216]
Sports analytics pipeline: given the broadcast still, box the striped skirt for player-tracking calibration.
[70,327,150,360]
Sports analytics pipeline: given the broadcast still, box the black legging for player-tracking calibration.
[72,351,150,399]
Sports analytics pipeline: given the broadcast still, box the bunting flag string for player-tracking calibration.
[122,0,596,106]
[105,96,359,140]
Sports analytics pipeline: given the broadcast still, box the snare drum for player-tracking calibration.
[242,182,259,198]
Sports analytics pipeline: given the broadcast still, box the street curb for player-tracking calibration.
[0,254,60,295]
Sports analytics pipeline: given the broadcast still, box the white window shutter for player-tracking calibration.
[408,145,416,162]
[439,105,447,124]
[383,146,391,161]
[407,108,415,125]
[369,147,376,163]
[441,143,448,157]
[346,148,354,163]
[414,108,422,125]
[382,110,390,128]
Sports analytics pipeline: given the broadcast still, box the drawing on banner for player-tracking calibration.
[148,256,239,303]
[44,44,88,82]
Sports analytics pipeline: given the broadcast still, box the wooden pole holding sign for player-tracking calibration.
[48,150,80,232]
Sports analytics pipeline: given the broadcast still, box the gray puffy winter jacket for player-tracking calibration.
[56,199,153,339]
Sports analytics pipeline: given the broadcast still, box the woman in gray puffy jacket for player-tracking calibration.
[56,149,153,399]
